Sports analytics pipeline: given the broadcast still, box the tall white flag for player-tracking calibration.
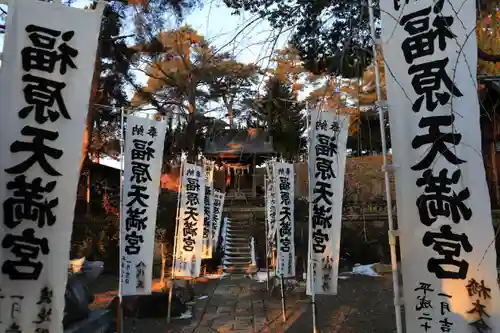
[0,1,103,332]
[266,162,277,243]
[212,189,225,249]
[120,115,166,296]
[306,112,349,296]
[274,162,295,278]
[202,160,215,259]
[174,163,204,277]
[380,0,500,331]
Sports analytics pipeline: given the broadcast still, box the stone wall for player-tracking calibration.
[295,155,396,200]
[252,210,500,270]
[341,210,500,266]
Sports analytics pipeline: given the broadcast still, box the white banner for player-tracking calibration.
[221,217,229,254]
[251,237,256,266]
[274,162,295,278]
[306,112,349,296]
[212,189,225,249]
[266,162,277,243]
[380,0,500,332]
[174,163,204,277]
[0,2,103,332]
[120,115,166,296]
[202,160,215,259]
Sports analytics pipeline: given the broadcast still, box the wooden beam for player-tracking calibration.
[478,74,500,83]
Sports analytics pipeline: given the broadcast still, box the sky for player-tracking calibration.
[0,1,289,65]
[0,0,297,121]
[129,1,292,99]
[0,1,304,123]
[184,2,289,66]
[0,1,323,167]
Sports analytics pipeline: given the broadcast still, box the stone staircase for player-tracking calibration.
[222,190,264,274]
[222,211,253,274]
[222,191,265,275]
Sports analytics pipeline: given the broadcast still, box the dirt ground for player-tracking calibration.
[286,275,398,333]
[89,274,220,332]
[89,273,398,333]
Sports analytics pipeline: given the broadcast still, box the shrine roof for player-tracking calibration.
[204,128,274,155]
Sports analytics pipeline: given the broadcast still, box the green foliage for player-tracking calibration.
[247,77,306,161]
[294,197,309,225]
[347,115,391,156]
[87,1,203,159]
[207,55,261,121]
[130,26,261,159]
[223,0,379,76]
[155,190,180,267]
[71,214,119,262]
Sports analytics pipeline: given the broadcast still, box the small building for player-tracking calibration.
[204,128,274,198]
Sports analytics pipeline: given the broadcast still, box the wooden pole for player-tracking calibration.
[306,101,318,333]
[264,175,270,292]
[252,154,257,198]
[490,139,500,205]
[117,106,125,333]
[367,1,403,332]
[86,170,91,215]
[167,160,185,323]
[280,274,286,323]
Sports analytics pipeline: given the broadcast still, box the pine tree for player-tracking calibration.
[248,77,306,161]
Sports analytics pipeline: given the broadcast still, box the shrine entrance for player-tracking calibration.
[204,128,274,198]
[224,162,251,194]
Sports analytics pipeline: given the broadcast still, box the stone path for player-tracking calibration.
[119,274,396,332]
[180,276,308,333]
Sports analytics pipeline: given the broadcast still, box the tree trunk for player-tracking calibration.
[79,50,101,174]
[222,95,234,128]
[186,89,197,162]
[227,105,234,128]
[160,242,167,286]
[186,113,196,162]
[79,0,102,174]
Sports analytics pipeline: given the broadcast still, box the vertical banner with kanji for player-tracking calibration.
[202,159,215,259]
[273,162,295,278]
[174,163,205,277]
[120,115,166,296]
[212,189,225,250]
[220,216,231,253]
[0,1,103,332]
[265,160,277,245]
[380,0,500,331]
[306,111,349,296]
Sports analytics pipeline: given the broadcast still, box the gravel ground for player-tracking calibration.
[286,275,398,333]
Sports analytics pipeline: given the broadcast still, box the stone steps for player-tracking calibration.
[226,230,249,236]
[223,213,253,274]
[224,254,251,261]
[225,239,249,246]
[226,233,249,239]
[226,237,250,245]
[226,225,249,231]
[224,257,251,264]
[225,247,250,254]
[221,194,264,274]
